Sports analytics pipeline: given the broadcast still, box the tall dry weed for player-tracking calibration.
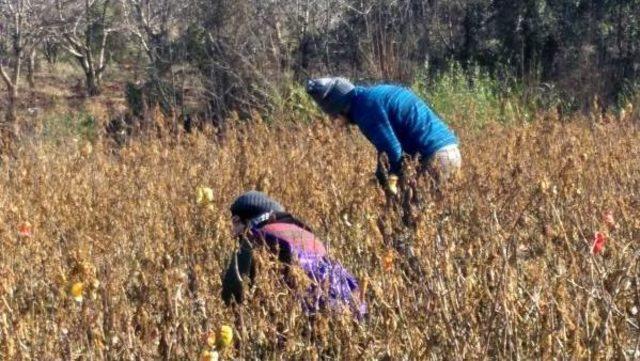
[0,116,639,359]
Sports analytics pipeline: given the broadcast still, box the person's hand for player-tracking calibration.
[387,175,399,195]
[375,164,400,195]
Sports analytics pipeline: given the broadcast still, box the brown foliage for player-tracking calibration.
[0,117,639,359]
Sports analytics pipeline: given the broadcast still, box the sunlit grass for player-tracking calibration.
[0,111,639,359]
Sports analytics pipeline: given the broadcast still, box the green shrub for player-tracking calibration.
[618,81,640,117]
[270,80,323,123]
[42,111,98,143]
[412,63,527,128]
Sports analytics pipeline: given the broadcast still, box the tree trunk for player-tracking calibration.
[27,50,36,89]
[1,59,20,123]
[85,71,101,96]
[44,40,59,65]
[5,87,18,123]
[76,55,101,96]
[0,63,18,155]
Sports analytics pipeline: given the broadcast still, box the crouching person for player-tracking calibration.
[306,77,461,190]
[221,191,366,319]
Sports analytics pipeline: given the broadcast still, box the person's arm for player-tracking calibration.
[358,103,403,183]
[221,242,255,305]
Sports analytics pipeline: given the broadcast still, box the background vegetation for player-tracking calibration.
[1,112,639,359]
[2,0,640,125]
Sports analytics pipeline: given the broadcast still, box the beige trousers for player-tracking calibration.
[424,144,462,182]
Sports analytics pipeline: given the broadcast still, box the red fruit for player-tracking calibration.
[591,232,606,255]
[17,222,32,238]
[382,250,394,272]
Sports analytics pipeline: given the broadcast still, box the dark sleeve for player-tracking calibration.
[375,152,389,187]
[221,245,255,305]
[377,151,408,189]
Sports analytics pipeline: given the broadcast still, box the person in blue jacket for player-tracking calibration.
[306,77,461,190]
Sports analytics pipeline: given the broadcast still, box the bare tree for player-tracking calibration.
[0,0,45,123]
[41,33,61,65]
[118,0,193,123]
[124,0,188,77]
[55,0,120,96]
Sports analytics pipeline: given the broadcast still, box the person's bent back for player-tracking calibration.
[307,77,461,188]
[221,191,365,319]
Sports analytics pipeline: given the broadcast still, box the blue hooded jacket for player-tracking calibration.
[347,85,458,175]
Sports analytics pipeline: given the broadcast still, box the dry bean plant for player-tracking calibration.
[0,112,639,360]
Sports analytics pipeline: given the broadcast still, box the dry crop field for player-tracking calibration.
[0,113,639,360]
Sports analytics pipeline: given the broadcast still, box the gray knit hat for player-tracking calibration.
[230,191,284,222]
[306,77,355,116]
